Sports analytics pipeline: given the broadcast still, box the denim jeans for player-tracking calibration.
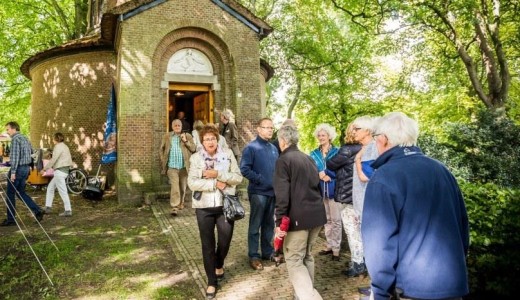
[247,193,275,260]
[6,165,42,222]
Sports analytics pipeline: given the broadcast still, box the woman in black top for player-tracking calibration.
[326,123,363,276]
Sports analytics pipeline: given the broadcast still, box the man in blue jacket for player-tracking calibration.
[362,112,469,300]
[240,117,279,270]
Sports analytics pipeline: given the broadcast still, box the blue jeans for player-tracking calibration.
[248,193,275,260]
[6,166,41,222]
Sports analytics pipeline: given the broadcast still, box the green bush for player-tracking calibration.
[460,181,520,299]
[420,109,520,187]
[447,110,520,187]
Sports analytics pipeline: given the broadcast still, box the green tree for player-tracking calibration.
[0,0,88,132]
[331,0,519,111]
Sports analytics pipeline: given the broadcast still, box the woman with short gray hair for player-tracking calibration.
[310,123,341,261]
[274,125,326,300]
[342,115,379,277]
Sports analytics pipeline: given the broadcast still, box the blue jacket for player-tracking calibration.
[310,146,338,199]
[362,146,469,300]
[240,136,279,197]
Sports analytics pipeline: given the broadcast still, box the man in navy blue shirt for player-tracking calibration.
[2,121,44,226]
[240,117,279,270]
[362,112,469,300]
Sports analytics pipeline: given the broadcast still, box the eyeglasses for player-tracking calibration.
[260,126,274,130]
[203,137,217,142]
[353,127,362,132]
[373,133,386,139]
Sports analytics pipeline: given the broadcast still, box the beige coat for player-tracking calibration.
[159,132,196,174]
[187,148,243,209]
[43,142,73,171]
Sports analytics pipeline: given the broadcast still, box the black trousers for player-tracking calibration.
[196,207,234,286]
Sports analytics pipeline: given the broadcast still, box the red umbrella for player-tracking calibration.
[273,216,290,266]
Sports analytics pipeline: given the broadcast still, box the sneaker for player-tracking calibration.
[59,211,72,217]
[358,286,371,296]
[43,206,52,214]
[342,262,367,277]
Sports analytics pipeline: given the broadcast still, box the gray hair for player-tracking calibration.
[352,116,376,134]
[278,125,299,146]
[221,109,235,123]
[374,112,418,147]
[171,119,182,126]
[313,123,337,141]
[282,119,297,127]
[193,120,204,131]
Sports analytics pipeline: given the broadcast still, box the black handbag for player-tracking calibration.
[220,190,245,221]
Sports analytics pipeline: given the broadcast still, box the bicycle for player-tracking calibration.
[26,167,88,195]
[65,168,88,195]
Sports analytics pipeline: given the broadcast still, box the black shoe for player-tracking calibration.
[216,269,225,279]
[1,219,16,227]
[35,211,44,222]
[342,262,367,277]
[318,249,333,255]
[331,255,341,261]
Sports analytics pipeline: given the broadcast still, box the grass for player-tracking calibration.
[0,191,202,300]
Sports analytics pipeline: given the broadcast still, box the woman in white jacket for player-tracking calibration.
[188,124,242,299]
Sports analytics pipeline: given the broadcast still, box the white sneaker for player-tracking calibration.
[59,211,72,217]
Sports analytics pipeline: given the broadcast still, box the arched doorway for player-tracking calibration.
[165,48,218,131]
[167,83,215,131]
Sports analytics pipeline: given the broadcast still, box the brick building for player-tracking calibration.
[21,0,273,205]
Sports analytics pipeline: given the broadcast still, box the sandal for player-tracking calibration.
[216,268,225,279]
[206,285,217,299]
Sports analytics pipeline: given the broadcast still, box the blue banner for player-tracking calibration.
[101,85,117,164]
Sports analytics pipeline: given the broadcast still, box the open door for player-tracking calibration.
[167,84,214,132]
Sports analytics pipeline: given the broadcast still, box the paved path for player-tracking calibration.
[151,196,370,300]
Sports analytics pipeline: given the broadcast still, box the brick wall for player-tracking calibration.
[115,0,266,204]
[29,51,117,182]
[27,0,268,205]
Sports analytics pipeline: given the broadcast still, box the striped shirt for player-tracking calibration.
[9,132,33,173]
[168,135,184,169]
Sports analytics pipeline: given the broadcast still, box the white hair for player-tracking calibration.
[374,112,419,147]
[221,109,235,123]
[352,116,376,134]
[313,123,337,141]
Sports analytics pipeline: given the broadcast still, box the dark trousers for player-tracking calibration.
[247,193,275,259]
[196,207,234,286]
[6,165,41,222]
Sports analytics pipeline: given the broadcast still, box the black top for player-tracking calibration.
[326,143,362,204]
[274,145,326,230]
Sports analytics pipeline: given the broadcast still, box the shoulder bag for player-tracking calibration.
[220,190,245,221]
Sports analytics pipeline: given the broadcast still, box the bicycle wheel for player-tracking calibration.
[66,168,88,194]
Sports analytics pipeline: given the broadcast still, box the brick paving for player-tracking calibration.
[151,195,371,300]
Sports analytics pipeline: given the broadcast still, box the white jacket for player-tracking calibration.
[188,148,242,209]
